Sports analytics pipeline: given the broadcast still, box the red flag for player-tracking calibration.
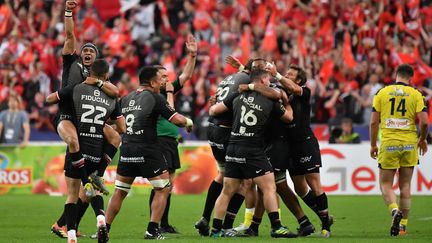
[395,6,406,31]
[316,19,333,38]
[298,34,307,56]
[260,12,277,52]
[343,31,356,68]
[239,30,251,63]
[319,59,334,84]
[256,4,268,29]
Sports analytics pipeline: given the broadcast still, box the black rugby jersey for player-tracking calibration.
[285,86,314,141]
[121,89,177,144]
[211,72,250,126]
[223,91,285,147]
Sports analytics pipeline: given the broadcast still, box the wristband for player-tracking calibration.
[96,79,104,88]
[166,90,174,93]
[186,118,194,127]
[275,72,283,81]
[65,10,73,17]
[248,83,255,91]
[238,65,245,72]
[189,52,197,58]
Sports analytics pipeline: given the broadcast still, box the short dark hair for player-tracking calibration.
[249,69,269,83]
[289,64,307,86]
[396,64,414,80]
[90,59,109,78]
[139,66,160,85]
[341,117,353,124]
[153,65,166,71]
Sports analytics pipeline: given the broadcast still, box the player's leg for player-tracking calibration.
[379,168,402,236]
[89,124,120,195]
[196,125,230,235]
[398,166,414,235]
[253,172,296,238]
[222,179,249,232]
[64,176,81,243]
[149,137,179,233]
[234,181,256,232]
[305,172,331,237]
[146,171,171,239]
[105,174,135,233]
[276,175,314,236]
[211,177,242,237]
[58,120,92,191]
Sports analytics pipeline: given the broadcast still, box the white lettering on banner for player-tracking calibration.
[307,143,432,195]
[0,169,32,186]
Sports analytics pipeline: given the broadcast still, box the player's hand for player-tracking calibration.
[238,84,249,93]
[185,118,194,133]
[185,34,197,56]
[225,55,242,69]
[264,62,277,76]
[370,145,378,159]
[208,96,216,106]
[65,0,78,10]
[418,139,428,156]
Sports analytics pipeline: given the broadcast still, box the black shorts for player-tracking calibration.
[158,136,180,171]
[225,144,273,179]
[287,137,321,176]
[116,143,168,179]
[265,137,291,171]
[54,110,75,133]
[64,153,102,179]
[207,124,231,164]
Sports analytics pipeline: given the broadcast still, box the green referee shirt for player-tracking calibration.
[157,78,182,138]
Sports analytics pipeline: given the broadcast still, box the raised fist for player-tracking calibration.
[65,0,78,10]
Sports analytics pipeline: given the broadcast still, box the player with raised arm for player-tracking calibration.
[51,1,122,238]
[209,69,296,238]
[370,64,428,236]
[149,34,197,234]
[105,66,194,240]
[45,59,126,243]
[265,63,333,238]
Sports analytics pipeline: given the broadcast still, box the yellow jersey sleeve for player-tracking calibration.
[372,91,381,112]
[415,91,426,113]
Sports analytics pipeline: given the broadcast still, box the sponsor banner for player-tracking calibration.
[0,142,431,195]
[313,143,432,195]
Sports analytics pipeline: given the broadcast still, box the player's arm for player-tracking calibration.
[238,83,282,101]
[369,110,380,159]
[109,102,126,134]
[276,100,293,123]
[45,86,74,105]
[416,94,429,155]
[62,0,78,55]
[266,63,303,96]
[83,78,119,98]
[154,95,193,132]
[165,81,175,107]
[209,92,237,116]
[178,34,197,86]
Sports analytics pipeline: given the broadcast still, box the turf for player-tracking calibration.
[0,194,431,242]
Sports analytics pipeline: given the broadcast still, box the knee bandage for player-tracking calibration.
[115,180,131,193]
[150,179,171,189]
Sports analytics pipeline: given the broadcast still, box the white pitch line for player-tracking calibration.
[417,216,432,221]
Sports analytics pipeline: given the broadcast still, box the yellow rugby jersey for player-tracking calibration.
[372,82,427,143]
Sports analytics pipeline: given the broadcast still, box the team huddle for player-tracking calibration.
[46,1,428,243]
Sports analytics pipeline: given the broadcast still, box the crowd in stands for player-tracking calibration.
[0,0,431,141]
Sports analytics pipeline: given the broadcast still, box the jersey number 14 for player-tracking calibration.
[389,98,406,116]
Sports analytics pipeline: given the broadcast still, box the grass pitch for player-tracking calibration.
[0,194,431,242]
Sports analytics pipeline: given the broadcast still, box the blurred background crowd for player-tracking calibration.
[0,0,431,142]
